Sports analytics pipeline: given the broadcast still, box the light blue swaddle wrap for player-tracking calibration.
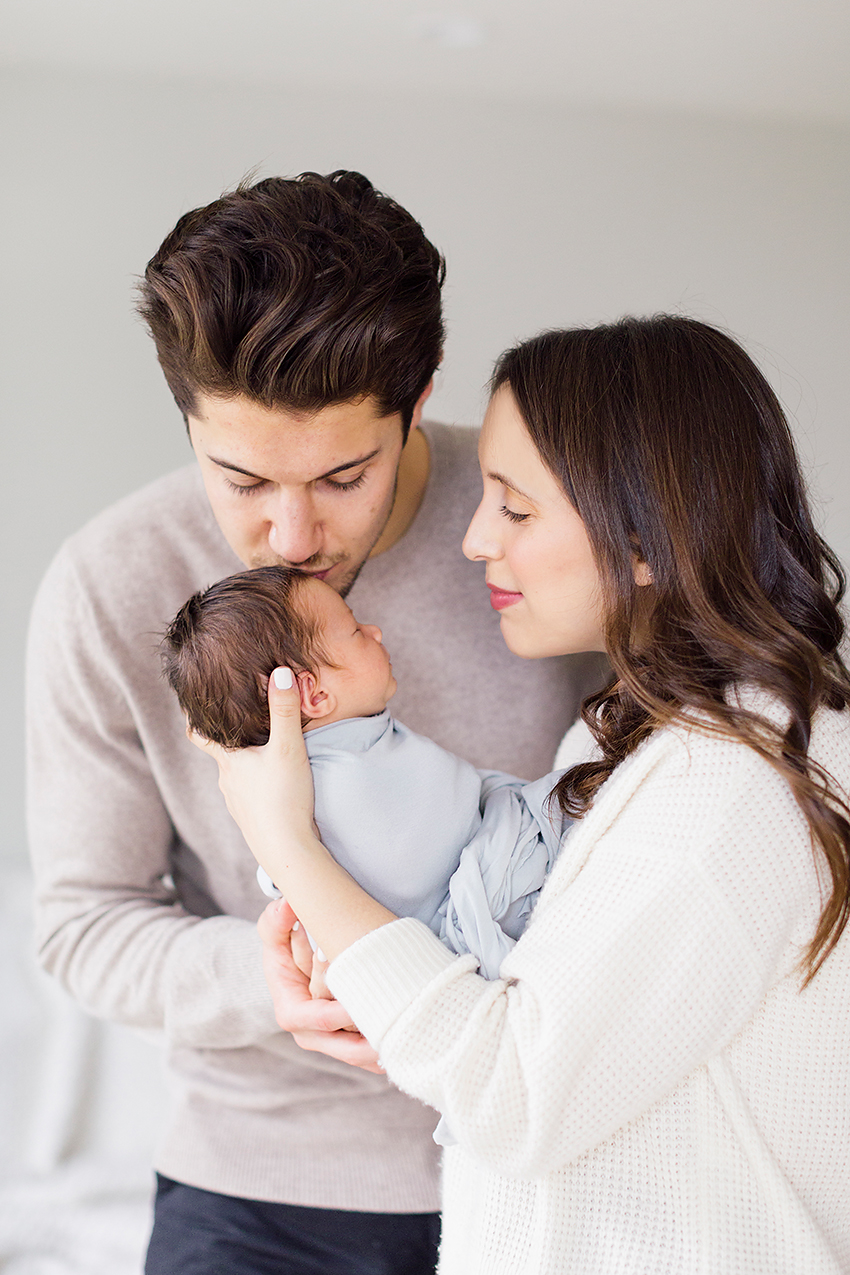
[256,709,570,1143]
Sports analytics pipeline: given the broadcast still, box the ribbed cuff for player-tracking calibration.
[327,918,462,1047]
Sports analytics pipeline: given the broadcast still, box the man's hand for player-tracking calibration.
[258,900,385,1073]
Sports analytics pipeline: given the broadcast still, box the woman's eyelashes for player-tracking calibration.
[500,505,530,524]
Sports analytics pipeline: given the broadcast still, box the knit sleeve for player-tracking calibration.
[328,731,824,1178]
[26,545,279,1048]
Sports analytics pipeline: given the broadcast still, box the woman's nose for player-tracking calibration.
[462,499,501,563]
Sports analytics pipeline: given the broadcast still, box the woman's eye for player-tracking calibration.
[500,505,530,524]
[325,471,367,493]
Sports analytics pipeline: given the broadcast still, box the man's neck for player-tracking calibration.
[369,427,431,558]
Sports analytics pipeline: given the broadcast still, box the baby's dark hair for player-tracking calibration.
[162,566,327,747]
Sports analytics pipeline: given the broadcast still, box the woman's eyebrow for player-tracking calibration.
[487,470,536,503]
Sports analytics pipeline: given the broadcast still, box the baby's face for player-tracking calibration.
[301,577,397,721]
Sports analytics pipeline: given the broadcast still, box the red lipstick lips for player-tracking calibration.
[487,583,523,611]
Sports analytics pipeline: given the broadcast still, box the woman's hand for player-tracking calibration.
[192,664,396,957]
[258,900,384,1074]
[190,667,318,872]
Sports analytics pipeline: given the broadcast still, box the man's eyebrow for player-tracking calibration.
[207,449,382,482]
[206,456,264,479]
[487,470,537,504]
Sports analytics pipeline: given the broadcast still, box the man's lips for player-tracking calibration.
[298,561,346,581]
[487,583,523,611]
[255,556,340,581]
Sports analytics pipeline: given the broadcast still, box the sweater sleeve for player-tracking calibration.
[328,731,824,1178]
[26,546,279,1049]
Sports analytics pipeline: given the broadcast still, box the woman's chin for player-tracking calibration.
[499,621,549,661]
[499,618,600,661]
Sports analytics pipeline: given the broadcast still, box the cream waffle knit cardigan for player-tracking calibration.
[327,702,850,1274]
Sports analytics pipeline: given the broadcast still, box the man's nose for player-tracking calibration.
[267,491,323,564]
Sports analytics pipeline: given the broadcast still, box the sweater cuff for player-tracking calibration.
[327,918,466,1048]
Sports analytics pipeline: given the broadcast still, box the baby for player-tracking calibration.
[162,566,566,987]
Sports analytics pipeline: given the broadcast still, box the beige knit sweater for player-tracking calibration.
[328,699,850,1272]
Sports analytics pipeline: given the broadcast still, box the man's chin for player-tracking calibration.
[335,560,371,598]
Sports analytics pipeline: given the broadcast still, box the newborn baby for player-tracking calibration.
[162,566,566,985]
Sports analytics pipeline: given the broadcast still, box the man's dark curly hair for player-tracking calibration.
[138,170,445,440]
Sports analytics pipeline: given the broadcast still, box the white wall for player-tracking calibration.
[4,64,849,862]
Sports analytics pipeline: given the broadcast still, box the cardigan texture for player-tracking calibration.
[328,700,850,1272]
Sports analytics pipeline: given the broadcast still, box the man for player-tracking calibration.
[27,171,605,1274]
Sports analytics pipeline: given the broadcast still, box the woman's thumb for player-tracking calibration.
[271,666,295,693]
[267,667,303,735]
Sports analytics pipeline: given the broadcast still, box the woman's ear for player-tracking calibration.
[629,535,653,587]
[297,670,337,722]
[633,559,653,587]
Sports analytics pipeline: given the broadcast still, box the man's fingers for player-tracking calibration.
[309,954,333,1001]
[291,922,315,979]
[292,1028,385,1073]
[274,993,355,1035]
[258,900,313,979]
[256,894,380,1070]
[258,898,298,945]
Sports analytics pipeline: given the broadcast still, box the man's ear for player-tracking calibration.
[409,377,435,433]
[297,670,337,721]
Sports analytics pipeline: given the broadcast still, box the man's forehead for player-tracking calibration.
[197,392,400,448]
[191,391,394,432]
[189,392,402,473]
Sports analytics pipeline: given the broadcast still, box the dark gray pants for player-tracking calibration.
[145,1174,440,1275]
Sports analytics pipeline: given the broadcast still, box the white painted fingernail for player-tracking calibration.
[292,921,300,932]
[316,948,326,962]
[273,667,293,689]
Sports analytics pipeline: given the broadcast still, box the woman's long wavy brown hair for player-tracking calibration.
[493,315,850,982]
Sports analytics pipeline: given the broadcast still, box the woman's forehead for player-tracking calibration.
[480,388,564,507]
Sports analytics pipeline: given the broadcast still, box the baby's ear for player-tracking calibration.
[297,669,336,721]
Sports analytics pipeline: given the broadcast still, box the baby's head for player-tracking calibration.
[162,566,396,748]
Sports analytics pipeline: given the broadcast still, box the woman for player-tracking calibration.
[197,316,850,1273]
